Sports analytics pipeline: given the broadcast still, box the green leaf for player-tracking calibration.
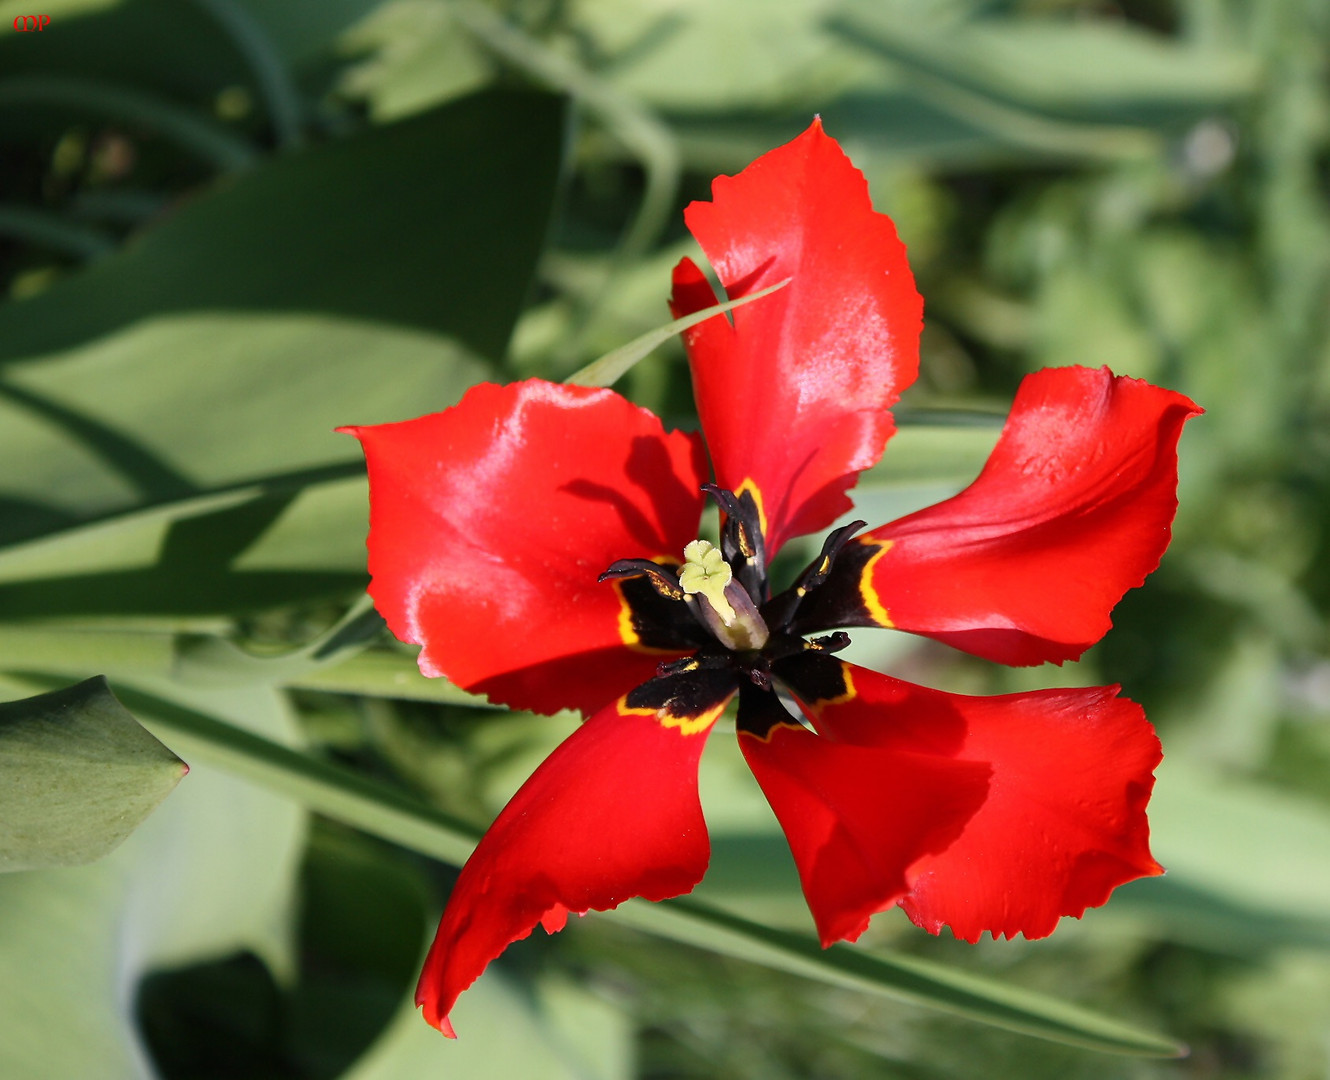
[0,88,565,367]
[837,417,1002,529]
[0,619,490,707]
[0,0,261,135]
[570,0,872,114]
[0,95,566,562]
[831,6,1257,122]
[0,676,186,872]
[171,593,384,686]
[1125,758,1330,940]
[0,674,306,1080]
[0,75,259,172]
[338,0,496,121]
[563,278,791,388]
[0,625,180,681]
[130,692,1185,1057]
[0,317,480,614]
[118,684,482,867]
[347,973,633,1080]
[285,647,494,705]
[613,898,1185,1059]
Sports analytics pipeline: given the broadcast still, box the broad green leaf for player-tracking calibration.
[564,278,791,387]
[347,973,633,1080]
[0,316,480,612]
[1082,757,1330,955]
[832,5,1257,120]
[0,620,488,706]
[0,677,186,872]
[0,674,305,1080]
[130,692,1186,1056]
[0,854,143,1079]
[1145,758,1330,929]
[0,88,564,366]
[0,98,566,559]
[0,0,258,132]
[0,626,179,681]
[0,486,258,584]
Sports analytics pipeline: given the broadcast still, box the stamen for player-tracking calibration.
[701,484,756,560]
[761,520,866,630]
[599,558,686,600]
[700,483,768,600]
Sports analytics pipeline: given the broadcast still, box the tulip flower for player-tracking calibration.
[343,120,1200,1037]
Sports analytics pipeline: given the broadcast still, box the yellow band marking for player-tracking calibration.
[737,717,808,745]
[794,661,859,720]
[858,540,895,628]
[735,477,769,538]
[610,571,682,655]
[620,694,731,736]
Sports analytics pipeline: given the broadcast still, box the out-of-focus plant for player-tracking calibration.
[1,0,1327,1078]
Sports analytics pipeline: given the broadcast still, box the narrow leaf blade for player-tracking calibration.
[613,896,1187,1058]
[128,688,1184,1056]
[564,277,790,387]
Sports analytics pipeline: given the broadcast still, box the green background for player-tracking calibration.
[1,0,1328,1077]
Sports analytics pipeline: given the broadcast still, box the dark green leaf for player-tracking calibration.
[0,88,565,366]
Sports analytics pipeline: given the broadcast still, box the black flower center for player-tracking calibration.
[599,485,866,737]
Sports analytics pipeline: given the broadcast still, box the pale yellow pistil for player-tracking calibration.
[677,539,769,651]
[678,540,737,623]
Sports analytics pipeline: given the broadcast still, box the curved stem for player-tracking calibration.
[0,204,116,261]
[188,0,305,149]
[0,76,259,172]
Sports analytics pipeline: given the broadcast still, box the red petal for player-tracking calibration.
[342,380,707,715]
[672,119,922,555]
[415,691,726,1036]
[807,366,1201,664]
[738,677,991,946]
[783,663,1162,943]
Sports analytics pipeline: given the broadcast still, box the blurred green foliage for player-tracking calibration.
[1,0,1329,1076]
